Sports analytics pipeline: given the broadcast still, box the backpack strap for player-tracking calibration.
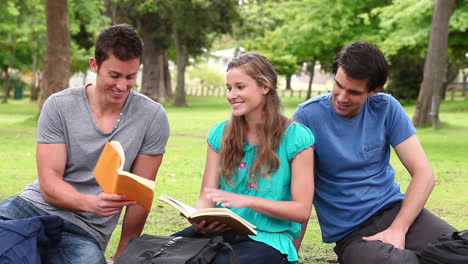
[453,230,468,243]
[152,236,183,258]
[212,236,239,264]
[188,236,239,264]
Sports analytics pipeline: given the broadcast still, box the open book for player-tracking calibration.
[94,141,155,211]
[159,194,257,236]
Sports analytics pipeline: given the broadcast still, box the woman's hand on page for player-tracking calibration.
[191,219,231,235]
[204,188,252,208]
[89,192,136,216]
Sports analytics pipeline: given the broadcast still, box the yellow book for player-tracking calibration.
[159,194,257,236]
[94,141,155,211]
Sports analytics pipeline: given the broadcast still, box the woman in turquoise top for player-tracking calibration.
[173,52,315,263]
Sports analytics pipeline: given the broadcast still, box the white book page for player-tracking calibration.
[167,196,197,215]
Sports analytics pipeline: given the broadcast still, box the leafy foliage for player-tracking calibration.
[0,0,109,93]
[386,56,424,100]
[0,0,44,73]
[69,0,110,75]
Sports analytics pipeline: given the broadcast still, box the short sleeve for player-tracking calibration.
[385,96,416,147]
[207,120,228,153]
[284,122,315,161]
[37,94,66,143]
[140,106,170,155]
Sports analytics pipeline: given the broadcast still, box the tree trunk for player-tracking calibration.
[141,50,168,103]
[31,71,40,101]
[140,18,170,103]
[441,63,459,100]
[173,29,188,107]
[104,0,122,24]
[38,71,43,99]
[2,67,11,104]
[462,71,467,98]
[138,13,172,103]
[306,60,316,100]
[140,28,157,100]
[412,0,455,127]
[30,50,39,101]
[285,74,292,90]
[2,33,16,104]
[40,0,71,109]
[163,51,172,98]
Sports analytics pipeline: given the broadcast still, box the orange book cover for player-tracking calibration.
[94,141,155,211]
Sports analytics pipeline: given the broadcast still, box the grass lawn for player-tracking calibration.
[0,95,467,264]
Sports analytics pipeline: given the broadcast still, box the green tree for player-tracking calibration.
[106,0,239,106]
[138,11,173,103]
[0,0,38,103]
[0,0,106,104]
[105,0,174,103]
[39,0,109,107]
[372,0,468,104]
[18,0,46,102]
[168,0,240,107]
[386,55,424,100]
[270,55,301,90]
[69,0,110,86]
[372,0,467,125]
[237,1,301,90]
[245,0,390,99]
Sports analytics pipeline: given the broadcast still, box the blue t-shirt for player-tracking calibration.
[293,93,415,243]
[208,120,315,263]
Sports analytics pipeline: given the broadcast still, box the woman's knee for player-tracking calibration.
[212,241,286,264]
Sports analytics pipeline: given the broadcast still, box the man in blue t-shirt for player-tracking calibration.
[293,41,456,263]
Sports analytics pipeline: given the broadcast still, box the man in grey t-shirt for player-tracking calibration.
[0,24,169,263]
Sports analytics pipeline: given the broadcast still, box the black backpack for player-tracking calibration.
[115,234,239,264]
[420,230,468,264]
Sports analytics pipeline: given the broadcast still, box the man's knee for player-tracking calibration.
[47,233,105,264]
[341,240,419,264]
[406,208,457,252]
[0,196,20,218]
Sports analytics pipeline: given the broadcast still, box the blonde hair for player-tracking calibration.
[220,52,287,186]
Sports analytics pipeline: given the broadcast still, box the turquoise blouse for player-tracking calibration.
[207,120,315,263]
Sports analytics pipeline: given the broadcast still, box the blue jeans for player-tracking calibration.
[173,226,289,264]
[0,196,105,264]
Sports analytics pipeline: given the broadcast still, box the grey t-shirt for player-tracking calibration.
[20,85,170,251]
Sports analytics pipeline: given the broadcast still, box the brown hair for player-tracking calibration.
[220,52,287,186]
[94,24,143,68]
[333,41,388,92]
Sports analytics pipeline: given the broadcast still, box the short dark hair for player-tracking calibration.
[332,41,388,92]
[94,24,143,68]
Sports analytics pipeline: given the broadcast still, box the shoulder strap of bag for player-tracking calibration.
[212,236,239,264]
[453,230,468,243]
[188,236,239,264]
[152,236,183,258]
